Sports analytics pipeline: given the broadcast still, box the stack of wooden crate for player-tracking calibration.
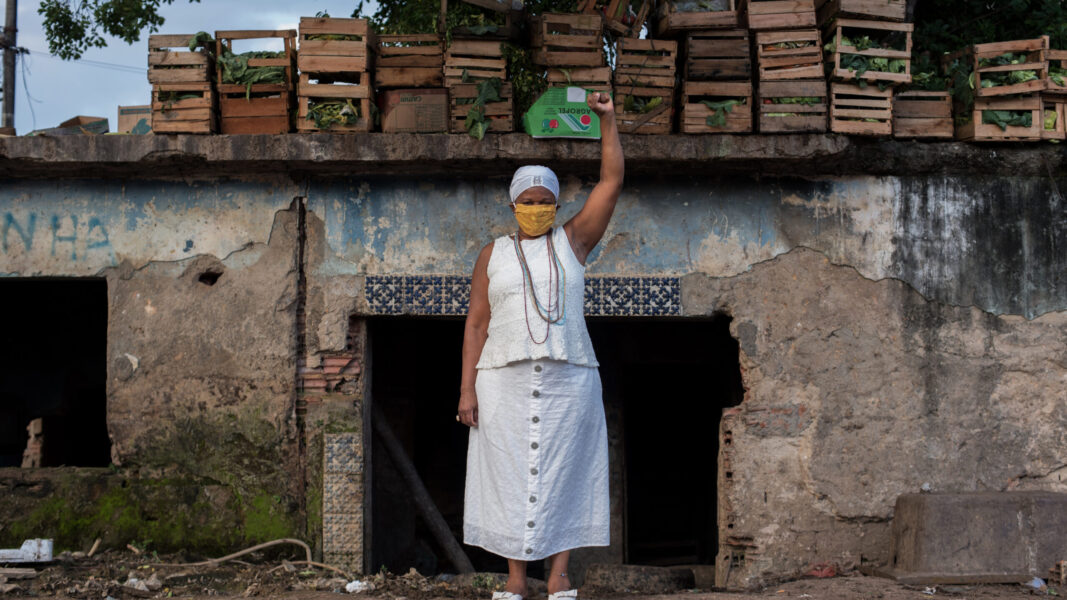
[652,1,751,134]
[375,34,443,89]
[531,13,611,95]
[753,15,826,132]
[216,30,297,134]
[297,17,376,133]
[613,38,677,134]
[147,34,216,134]
[444,38,512,134]
[947,36,1048,141]
[819,0,912,136]
[577,0,652,38]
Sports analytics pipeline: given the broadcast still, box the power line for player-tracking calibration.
[24,47,145,74]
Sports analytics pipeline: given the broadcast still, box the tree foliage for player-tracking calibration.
[39,0,201,60]
[913,0,1067,53]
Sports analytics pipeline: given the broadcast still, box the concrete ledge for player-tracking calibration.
[2,133,1065,179]
[884,492,1067,584]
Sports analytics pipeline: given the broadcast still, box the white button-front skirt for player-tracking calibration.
[463,358,610,561]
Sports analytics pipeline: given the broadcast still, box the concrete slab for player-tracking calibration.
[884,492,1067,584]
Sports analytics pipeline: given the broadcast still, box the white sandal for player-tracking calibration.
[548,590,578,600]
[493,592,524,600]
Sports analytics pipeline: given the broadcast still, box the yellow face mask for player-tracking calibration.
[513,203,557,237]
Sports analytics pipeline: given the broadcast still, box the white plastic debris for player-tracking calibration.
[1025,577,1047,591]
[0,539,53,563]
[345,580,371,593]
[921,586,936,595]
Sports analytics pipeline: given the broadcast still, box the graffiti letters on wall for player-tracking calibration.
[2,212,115,272]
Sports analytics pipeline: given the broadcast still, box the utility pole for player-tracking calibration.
[2,0,16,130]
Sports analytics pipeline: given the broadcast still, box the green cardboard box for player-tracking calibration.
[523,86,603,139]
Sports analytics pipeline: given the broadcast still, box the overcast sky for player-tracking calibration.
[10,0,380,134]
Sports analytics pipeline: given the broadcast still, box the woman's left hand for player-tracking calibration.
[586,91,614,118]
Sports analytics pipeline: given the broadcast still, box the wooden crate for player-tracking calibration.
[297,17,375,74]
[614,86,674,134]
[829,82,891,136]
[151,83,216,134]
[297,73,373,133]
[547,67,612,92]
[530,13,605,68]
[654,1,740,36]
[946,37,1049,98]
[956,94,1042,141]
[757,78,827,132]
[814,0,905,24]
[684,29,750,81]
[216,30,296,134]
[741,0,817,30]
[614,38,677,88]
[376,34,444,88]
[439,0,524,41]
[826,19,912,86]
[449,82,515,133]
[444,39,507,85]
[1049,49,1067,95]
[757,29,822,80]
[578,0,653,37]
[148,34,214,84]
[681,80,752,133]
[1041,95,1065,140]
[892,90,952,139]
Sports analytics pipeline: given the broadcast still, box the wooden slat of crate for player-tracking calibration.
[219,94,291,134]
[1048,49,1067,95]
[970,37,1049,98]
[615,38,677,88]
[530,13,605,68]
[614,86,674,134]
[148,34,213,84]
[655,1,739,36]
[956,94,1042,141]
[298,17,375,74]
[444,40,507,85]
[1041,96,1065,140]
[814,0,905,24]
[684,29,750,81]
[892,90,952,139]
[449,82,514,133]
[827,19,912,86]
[215,31,295,135]
[681,80,751,133]
[741,0,817,30]
[829,82,891,136]
[581,0,652,37]
[151,82,216,134]
[757,78,827,132]
[546,67,613,92]
[757,29,822,80]
[297,96,372,133]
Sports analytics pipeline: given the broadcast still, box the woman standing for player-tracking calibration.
[457,91,623,600]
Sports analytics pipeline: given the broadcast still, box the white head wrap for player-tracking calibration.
[509,165,559,204]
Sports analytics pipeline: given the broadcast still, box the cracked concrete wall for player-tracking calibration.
[684,249,1067,588]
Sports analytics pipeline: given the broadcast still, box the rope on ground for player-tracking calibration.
[266,560,353,580]
[152,538,313,568]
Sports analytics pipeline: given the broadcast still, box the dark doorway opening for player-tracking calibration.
[368,314,742,575]
[0,278,110,467]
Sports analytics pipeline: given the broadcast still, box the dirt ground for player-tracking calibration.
[1,549,1056,600]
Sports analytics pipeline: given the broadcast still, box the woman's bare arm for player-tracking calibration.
[564,92,625,265]
[458,242,493,427]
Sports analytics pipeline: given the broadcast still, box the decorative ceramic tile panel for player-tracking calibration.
[324,472,361,514]
[323,432,364,570]
[366,275,680,316]
[325,433,362,474]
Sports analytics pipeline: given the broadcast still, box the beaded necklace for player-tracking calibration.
[511,228,567,344]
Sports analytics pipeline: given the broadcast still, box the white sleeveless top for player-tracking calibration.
[476,226,598,369]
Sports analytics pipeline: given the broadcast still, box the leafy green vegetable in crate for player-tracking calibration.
[1051,66,1067,87]
[700,98,745,127]
[981,109,1032,131]
[218,48,287,98]
[307,99,363,129]
[623,94,663,114]
[776,96,821,105]
[1044,109,1058,131]
[463,78,504,140]
[186,31,215,53]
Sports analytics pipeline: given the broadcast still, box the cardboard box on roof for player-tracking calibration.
[28,116,109,136]
[379,88,448,133]
[118,105,153,134]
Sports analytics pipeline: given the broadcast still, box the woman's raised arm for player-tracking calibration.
[564,92,625,265]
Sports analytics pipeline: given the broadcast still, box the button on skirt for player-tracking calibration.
[463,358,610,561]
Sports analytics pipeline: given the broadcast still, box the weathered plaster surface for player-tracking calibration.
[683,249,1067,588]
